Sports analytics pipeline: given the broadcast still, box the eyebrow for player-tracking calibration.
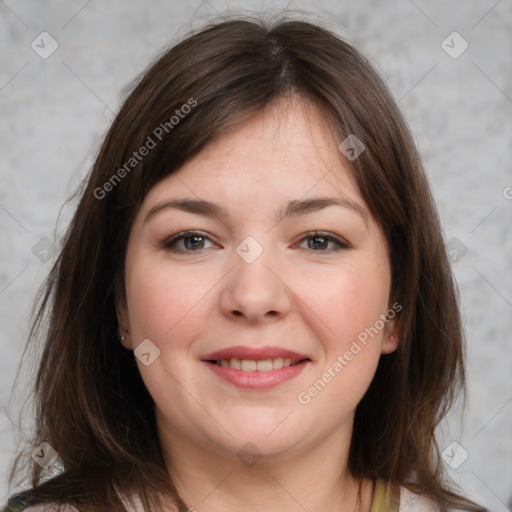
[143,196,369,226]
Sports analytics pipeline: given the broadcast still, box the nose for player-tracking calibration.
[219,241,292,324]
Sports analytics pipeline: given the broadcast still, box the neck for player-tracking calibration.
[157,415,373,512]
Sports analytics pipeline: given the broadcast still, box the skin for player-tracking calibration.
[117,97,399,512]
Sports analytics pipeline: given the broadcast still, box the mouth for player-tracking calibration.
[201,345,310,365]
[206,357,309,371]
[201,346,311,389]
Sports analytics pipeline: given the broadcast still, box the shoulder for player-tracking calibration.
[399,486,466,511]
[2,494,79,512]
[2,503,79,512]
[2,485,146,512]
[24,506,79,512]
[399,485,439,511]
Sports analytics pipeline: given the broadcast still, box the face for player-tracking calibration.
[118,98,398,467]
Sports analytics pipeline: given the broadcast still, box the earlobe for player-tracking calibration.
[381,333,399,354]
[381,316,399,354]
[113,270,132,348]
[118,329,132,349]
[115,300,132,349]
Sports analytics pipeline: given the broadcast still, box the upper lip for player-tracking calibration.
[202,345,310,363]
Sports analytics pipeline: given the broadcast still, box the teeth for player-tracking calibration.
[272,357,283,370]
[216,357,300,371]
[241,359,256,371]
[257,359,273,371]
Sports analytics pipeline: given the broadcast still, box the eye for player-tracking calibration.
[162,230,349,254]
[162,231,217,252]
[296,232,350,252]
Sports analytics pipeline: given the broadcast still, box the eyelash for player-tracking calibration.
[161,230,350,254]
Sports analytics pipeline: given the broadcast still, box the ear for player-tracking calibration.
[381,316,399,355]
[114,273,132,350]
[116,300,132,350]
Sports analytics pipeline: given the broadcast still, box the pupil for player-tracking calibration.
[309,236,327,250]
[186,236,203,250]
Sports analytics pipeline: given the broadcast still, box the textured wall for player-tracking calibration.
[1,1,511,510]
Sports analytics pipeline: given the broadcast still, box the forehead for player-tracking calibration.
[141,98,362,212]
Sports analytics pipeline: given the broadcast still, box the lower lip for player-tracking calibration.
[203,360,309,389]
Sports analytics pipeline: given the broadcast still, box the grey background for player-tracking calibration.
[1,0,511,510]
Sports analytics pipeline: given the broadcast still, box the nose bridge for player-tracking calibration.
[221,234,290,321]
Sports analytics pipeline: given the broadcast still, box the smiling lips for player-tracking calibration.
[202,345,311,389]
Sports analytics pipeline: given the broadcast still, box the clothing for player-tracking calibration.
[2,480,443,511]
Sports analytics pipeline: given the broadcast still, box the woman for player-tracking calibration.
[4,15,486,512]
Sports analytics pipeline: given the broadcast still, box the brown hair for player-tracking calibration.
[8,14,486,512]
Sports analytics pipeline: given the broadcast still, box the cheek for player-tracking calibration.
[296,266,389,412]
[124,260,217,403]
[304,262,391,344]
[125,259,217,344]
